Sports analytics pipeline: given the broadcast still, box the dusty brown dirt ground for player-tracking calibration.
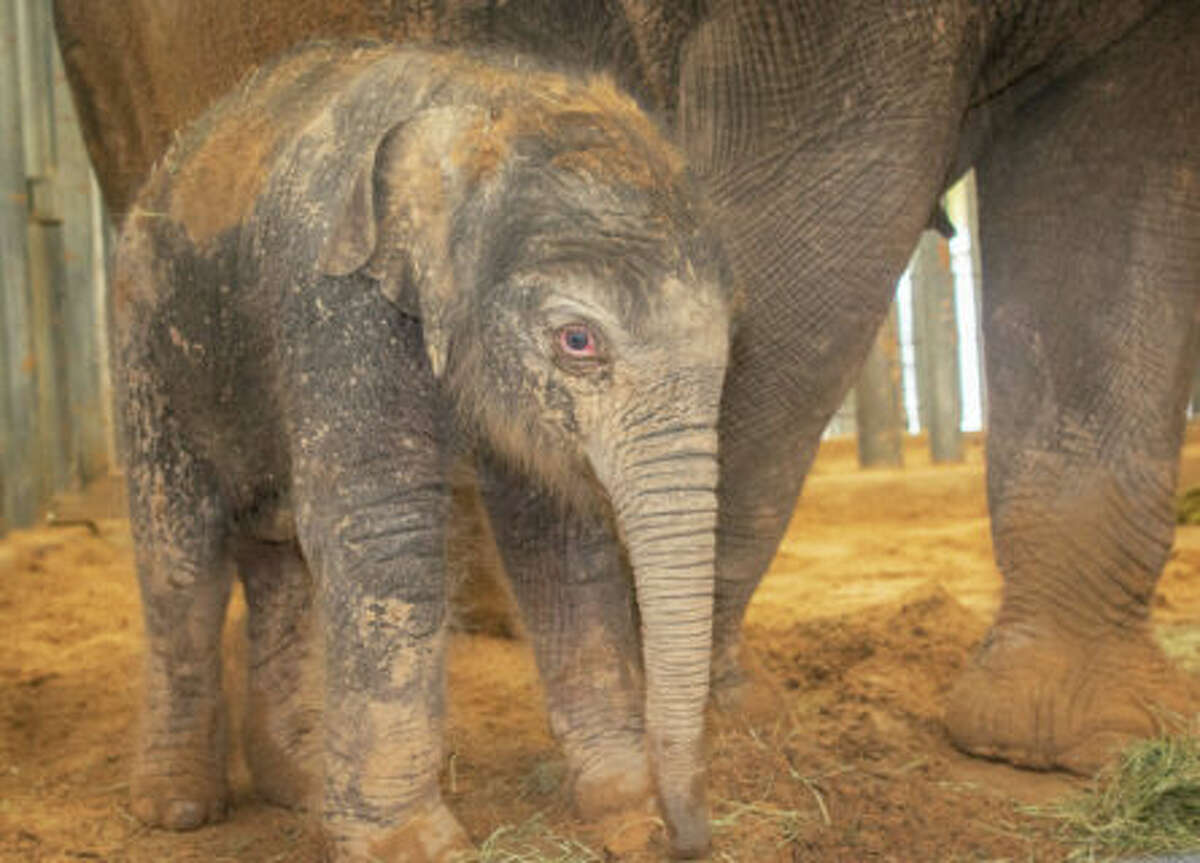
[3,430,1199,862]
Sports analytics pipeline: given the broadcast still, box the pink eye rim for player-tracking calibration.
[557,323,599,358]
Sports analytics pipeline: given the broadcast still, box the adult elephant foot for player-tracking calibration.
[944,621,1200,775]
[709,543,802,713]
[709,638,752,711]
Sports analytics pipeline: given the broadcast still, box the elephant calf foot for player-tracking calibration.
[945,621,1200,774]
[132,698,229,830]
[131,748,229,830]
[327,802,472,863]
[571,752,657,855]
[572,750,652,818]
[243,694,321,810]
[242,641,323,809]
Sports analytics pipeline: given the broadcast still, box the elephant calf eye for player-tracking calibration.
[557,324,598,358]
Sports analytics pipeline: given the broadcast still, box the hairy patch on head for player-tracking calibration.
[446,63,687,199]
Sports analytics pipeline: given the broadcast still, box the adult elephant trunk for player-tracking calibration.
[590,417,719,859]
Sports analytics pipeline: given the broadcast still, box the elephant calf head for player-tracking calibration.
[316,51,735,856]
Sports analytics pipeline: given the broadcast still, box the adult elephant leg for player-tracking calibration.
[674,1,978,695]
[946,2,1200,774]
[476,455,652,823]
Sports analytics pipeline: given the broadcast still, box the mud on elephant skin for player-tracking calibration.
[112,42,732,860]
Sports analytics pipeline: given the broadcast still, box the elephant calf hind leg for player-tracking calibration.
[236,539,323,809]
[128,480,233,830]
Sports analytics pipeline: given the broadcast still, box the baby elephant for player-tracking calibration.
[113,42,733,860]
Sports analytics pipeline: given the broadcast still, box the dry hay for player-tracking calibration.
[1033,731,1200,862]
[1176,487,1200,525]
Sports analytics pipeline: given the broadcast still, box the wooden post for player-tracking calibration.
[51,24,109,485]
[910,229,963,463]
[1,0,38,531]
[19,0,74,500]
[0,0,109,531]
[855,303,905,467]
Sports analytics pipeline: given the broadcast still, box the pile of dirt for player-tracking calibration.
[703,584,1072,862]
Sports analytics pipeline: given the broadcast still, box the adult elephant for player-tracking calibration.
[56,0,1199,816]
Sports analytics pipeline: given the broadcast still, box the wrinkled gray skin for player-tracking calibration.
[680,0,1200,775]
[56,0,1200,855]
[112,44,731,860]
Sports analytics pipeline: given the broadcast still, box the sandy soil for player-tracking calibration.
[3,431,1199,862]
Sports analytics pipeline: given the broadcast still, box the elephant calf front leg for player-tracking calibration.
[478,461,655,844]
[299,471,470,862]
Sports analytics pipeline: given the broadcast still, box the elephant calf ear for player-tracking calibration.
[315,115,460,379]
[318,162,378,278]
[315,122,426,324]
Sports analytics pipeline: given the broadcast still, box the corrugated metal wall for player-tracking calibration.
[1,0,113,534]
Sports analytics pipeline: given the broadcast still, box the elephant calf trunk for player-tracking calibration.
[608,428,720,858]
